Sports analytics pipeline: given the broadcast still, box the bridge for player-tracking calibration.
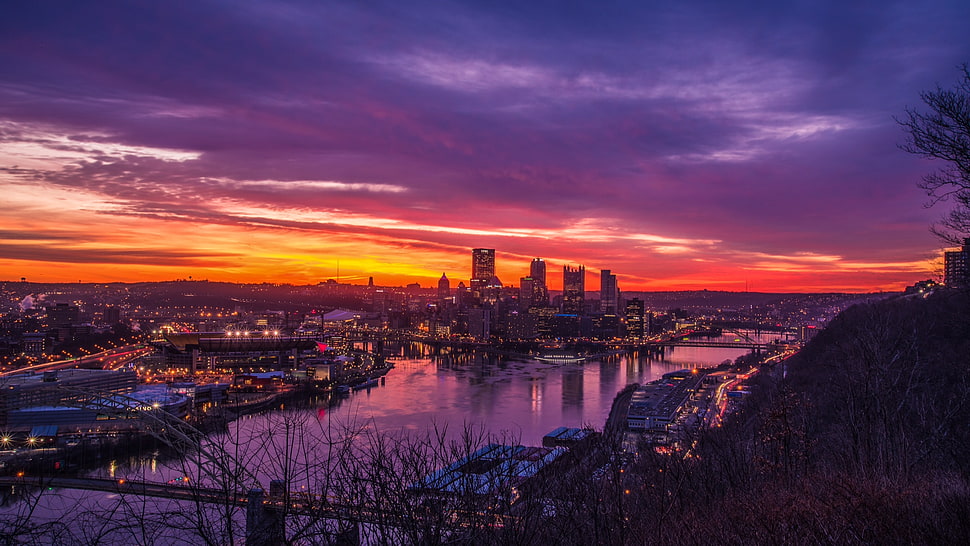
[187,325,790,363]
[0,475,250,505]
[639,340,770,350]
[0,474,512,545]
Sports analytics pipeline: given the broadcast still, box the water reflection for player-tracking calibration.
[561,367,583,409]
[530,379,543,414]
[317,334,778,446]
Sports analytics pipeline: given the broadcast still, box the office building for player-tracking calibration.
[945,238,970,289]
[600,269,619,314]
[46,303,79,328]
[561,265,585,314]
[471,248,496,292]
[102,306,122,325]
[521,275,548,309]
[454,281,469,307]
[529,306,557,338]
[626,298,644,339]
[530,258,548,306]
[520,276,535,308]
[467,307,491,340]
[437,273,451,301]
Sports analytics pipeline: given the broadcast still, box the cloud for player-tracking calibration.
[1,0,967,290]
[0,242,238,267]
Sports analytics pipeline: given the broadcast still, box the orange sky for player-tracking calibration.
[0,174,940,292]
[2,2,962,293]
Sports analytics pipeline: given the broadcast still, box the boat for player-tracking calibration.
[353,378,379,391]
[536,350,586,363]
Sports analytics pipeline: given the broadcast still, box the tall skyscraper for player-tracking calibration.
[520,276,535,309]
[600,269,618,314]
[561,265,585,314]
[625,298,644,339]
[471,248,495,292]
[945,238,970,289]
[530,258,548,306]
[467,307,491,339]
[437,273,451,301]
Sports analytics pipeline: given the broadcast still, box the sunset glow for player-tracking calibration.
[2,2,968,292]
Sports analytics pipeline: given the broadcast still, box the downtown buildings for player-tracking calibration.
[435,248,644,341]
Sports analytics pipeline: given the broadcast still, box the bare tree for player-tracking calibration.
[898,64,970,242]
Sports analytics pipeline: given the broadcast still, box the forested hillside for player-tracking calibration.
[671,289,970,544]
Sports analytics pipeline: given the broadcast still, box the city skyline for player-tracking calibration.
[3,2,970,292]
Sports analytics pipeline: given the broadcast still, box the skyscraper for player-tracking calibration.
[945,238,970,289]
[561,265,585,314]
[437,273,451,301]
[600,269,618,314]
[625,298,644,339]
[530,258,548,306]
[520,276,535,309]
[471,248,495,292]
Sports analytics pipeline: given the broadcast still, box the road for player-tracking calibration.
[0,345,152,377]
[604,385,637,439]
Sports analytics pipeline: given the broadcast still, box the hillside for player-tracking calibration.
[675,289,970,544]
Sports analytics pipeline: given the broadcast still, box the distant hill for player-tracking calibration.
[620,289,888,310]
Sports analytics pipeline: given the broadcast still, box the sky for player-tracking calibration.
[2,1,969,293]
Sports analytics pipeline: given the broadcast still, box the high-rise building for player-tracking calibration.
[520,275,547,309]
[530,258,548,306]
[507,309,536,339]
[520,277,535,309]
[471,248,496,292]
[467,308,491,340]
[437,273,451,301]
[945,238,970,289]
[625,298,644,339]
[102,306,121,325]
[46,303,79,328]
[561,265,585,314]
[600,269,618,314]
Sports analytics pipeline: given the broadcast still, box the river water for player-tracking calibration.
[316,339,763,446]
[1,333,780,543]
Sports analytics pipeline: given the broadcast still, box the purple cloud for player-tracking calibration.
[1,0,968,289]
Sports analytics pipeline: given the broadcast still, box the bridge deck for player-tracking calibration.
[0,476,508,527]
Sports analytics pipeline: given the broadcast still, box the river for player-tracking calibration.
[0,333,780,543]
[312,338,766,446]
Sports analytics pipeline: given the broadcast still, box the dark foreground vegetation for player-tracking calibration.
[657,288,970,544]
[2,290,969,545]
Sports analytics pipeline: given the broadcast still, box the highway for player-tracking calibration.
[0,345,152,378]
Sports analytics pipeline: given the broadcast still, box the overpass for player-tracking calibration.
[0,345,153,377]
